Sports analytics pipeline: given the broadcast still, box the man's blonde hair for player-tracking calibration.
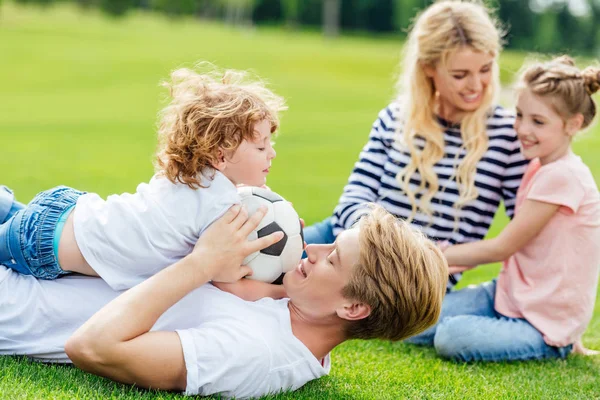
[396,0,502,223]
[155,63,287,189]
[342,205,448,341]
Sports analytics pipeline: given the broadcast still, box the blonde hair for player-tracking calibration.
[517,56,600,129]
[342,205,448,341]
[155,63,287,189]
[396,0,502,222]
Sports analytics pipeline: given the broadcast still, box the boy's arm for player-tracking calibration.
[443,199,559,267]
[65,205,282,391]
[213,279,287,301]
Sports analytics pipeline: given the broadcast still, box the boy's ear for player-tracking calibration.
[566,113,584,136]
[213,148,227,171]
[336,301,371,322]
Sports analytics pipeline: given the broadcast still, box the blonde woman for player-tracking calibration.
[305,0,527,292]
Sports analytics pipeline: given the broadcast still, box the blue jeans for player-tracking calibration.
[304,217,336,245]
[0,186,25,224]
[407,280,572,362]
[0,186,84,279]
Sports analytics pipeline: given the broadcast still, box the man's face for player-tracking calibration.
[283,229,361,319]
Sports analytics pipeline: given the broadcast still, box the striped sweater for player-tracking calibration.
[331,102,528,289]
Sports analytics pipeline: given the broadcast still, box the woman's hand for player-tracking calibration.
[192,204,284,283]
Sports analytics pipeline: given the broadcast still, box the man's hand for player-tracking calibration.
[193,204,284,283]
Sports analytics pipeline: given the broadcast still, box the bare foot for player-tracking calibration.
[573,340,600,356]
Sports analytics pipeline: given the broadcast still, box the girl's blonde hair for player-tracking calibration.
[517,56,600,129]
[156,63,287,189]
[396,0,502,222]
[342,204,447,341]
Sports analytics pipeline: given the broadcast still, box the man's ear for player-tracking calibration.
[336,302,371,321]
[565,113,584,137]
[213,148,227,171]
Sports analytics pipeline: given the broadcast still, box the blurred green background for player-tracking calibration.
[1,1,599,399]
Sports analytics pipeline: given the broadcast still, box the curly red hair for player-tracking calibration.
[155,64,286,188]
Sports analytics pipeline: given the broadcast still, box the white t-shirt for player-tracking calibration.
[0,266,330,398]
[73,171,239,290]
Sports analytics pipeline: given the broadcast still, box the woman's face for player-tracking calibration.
[425,46,495,122]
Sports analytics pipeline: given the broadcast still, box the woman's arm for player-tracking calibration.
[443,199,559,267]
[332,106,395,231]
[65,205,283,391]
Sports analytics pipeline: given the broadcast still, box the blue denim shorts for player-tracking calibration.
[0,186,85,279]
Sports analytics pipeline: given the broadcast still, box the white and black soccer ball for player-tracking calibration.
[238,187,304,283]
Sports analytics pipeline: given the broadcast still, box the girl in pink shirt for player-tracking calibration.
[409,56,600,362]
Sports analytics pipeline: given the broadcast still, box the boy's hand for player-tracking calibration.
[193,205,284,283]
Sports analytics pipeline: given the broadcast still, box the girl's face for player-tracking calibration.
[514,88,574,165]
[425,46,495,122]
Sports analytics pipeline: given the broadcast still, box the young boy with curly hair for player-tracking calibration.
[0,64,286,290]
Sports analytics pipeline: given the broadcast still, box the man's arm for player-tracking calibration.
[213,279,287,301]
[65,205,283,391]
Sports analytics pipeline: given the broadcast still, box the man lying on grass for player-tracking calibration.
[0,204,446,399]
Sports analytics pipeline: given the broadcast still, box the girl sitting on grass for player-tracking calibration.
[0,64,285,290]
[410,56,600,362]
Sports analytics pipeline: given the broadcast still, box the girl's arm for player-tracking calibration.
[65,205,282,391]
[444,199,560,267]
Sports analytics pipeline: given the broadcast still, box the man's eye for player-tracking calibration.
[453,75,465,80]
[258,148,266,151]
[516,113,522,119]
[534,119,544,125]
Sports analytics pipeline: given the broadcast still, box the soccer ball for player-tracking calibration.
[238,187,304,283]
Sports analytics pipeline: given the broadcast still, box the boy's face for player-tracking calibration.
[219,119,276,186]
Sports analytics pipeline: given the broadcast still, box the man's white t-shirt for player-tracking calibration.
[0,266,330,399]
[73,171,239,290]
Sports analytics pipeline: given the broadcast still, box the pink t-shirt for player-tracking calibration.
[495,152,600,347]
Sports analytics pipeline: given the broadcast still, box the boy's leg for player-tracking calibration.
[406,280,497,346]
[0,186,25,224]
[433,313,572,362]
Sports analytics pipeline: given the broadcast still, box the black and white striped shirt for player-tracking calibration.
[331,102,528,289]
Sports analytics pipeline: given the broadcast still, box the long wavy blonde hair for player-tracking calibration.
[396,0,502,222]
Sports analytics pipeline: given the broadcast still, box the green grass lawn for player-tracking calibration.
[1,3,599,399]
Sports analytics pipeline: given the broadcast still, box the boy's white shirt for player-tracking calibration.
[73,171,239,290]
